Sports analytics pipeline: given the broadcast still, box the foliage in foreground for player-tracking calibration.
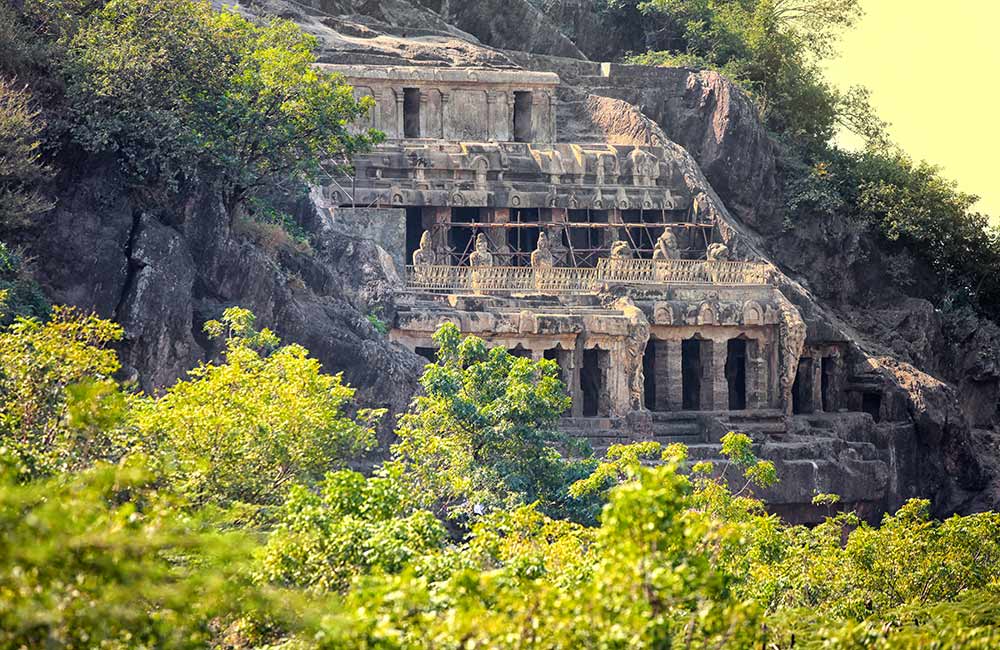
[1,309,998,648]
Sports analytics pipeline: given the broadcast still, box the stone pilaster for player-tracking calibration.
[650,340,666,411]
[440,92,451,139]
[812,356,824,412]
[665,339,683,411]
[711,339,729,411]
[747,340,768,409]
[486,93,497,140]
[418,91,429,138]
[395,89,405,139]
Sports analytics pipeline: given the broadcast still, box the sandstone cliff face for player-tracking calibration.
[15,0,997,516]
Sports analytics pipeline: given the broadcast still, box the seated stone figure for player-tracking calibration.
[531,231,555,269]
[652,229,681,260]
[412,230,437,267]
[469,233,494,267]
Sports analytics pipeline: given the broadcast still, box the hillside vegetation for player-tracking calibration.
[1,302,998,648]
[1,0,999,648]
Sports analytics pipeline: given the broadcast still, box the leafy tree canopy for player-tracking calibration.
[130,307,381,509]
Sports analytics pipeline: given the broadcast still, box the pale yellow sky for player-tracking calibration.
[823,0,1000,220]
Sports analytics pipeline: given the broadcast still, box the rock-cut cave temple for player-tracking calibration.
[321,63,887,467]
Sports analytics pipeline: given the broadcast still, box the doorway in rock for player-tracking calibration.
[513,91,533,142]
[643,339,657,410]
[862,392,882,422]
[449,207,479,264]
[403,88,421,138]
[792,357,815,414]
[821,356,835,412]
[415,347,437,363]
[405,207,423,266]
[681,338,702,411]
[582,348,608,417]
[509,345,532,359]
[726,338,748,410]
[544,346,572,389]
[507,208,540,266]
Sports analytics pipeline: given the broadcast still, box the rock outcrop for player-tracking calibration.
[14,155,423,443]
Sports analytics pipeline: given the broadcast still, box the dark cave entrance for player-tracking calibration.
[681,338,703,411]
[726,338,747,411]
[582,348,608,417]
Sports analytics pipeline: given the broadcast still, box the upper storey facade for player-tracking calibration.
[321,64,559,143]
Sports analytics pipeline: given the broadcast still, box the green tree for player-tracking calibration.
[391,322,593,522]
[131,307,381,508]
[258,467,448,593]
[0,456,275,649]
[59,0,380,215]
[628,0,862,143]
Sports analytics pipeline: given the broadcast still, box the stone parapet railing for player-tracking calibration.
[405,259,772,294]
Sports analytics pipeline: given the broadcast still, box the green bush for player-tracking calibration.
[0,305,123,478]
[130,307,381,509]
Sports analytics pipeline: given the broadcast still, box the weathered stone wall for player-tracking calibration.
[323,64,558,142]
[326,206,407,274]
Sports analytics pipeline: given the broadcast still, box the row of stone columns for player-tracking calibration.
[647,336,772,413]
[511,334,773,417]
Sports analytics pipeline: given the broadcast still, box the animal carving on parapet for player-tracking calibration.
[706,242,730,261]
[607,240,633,277]
[705,243,730,283]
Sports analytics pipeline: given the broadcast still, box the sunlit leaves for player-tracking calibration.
[131,309,380,508]
[0,306,123,477]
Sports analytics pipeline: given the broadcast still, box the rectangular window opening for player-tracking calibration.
[403,88,421,138]
[513,91,533,142]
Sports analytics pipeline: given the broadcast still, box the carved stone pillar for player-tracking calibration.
[812,355,824,412]
[394,89,405,139]
[747,340,768,410]
[599,348,614,418]
[419,91,429,138]
[489,208,511,265]
[711,339,729,411]
[440,91,451,139]
[652,340,669,411]
[665,339,683,411]
[425,206,452,263]
[570,344,583,418]
[486,93,498,140]
[506,93,516,142]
